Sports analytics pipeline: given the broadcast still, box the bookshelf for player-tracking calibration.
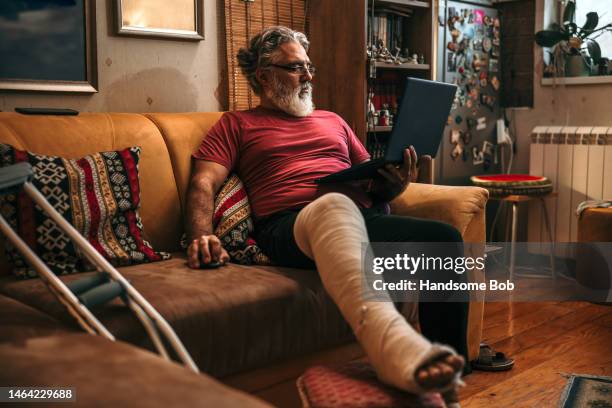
[308,0,435,154]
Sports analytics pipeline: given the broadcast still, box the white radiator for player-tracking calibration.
[528,126,612,254]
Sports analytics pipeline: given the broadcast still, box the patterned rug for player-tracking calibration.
[559,374,612,408]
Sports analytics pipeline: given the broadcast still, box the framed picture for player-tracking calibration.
[115,0,204,41]
[0,0,98,93]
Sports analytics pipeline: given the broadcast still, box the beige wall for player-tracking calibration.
[507,0,612,241]
[510,0,612,174]
[0,0,223,113]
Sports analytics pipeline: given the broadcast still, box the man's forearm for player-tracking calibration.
[185,181,215,241]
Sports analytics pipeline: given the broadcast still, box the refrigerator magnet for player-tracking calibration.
[450,129,461,144]
[491,76,500,91]
[489,58,499,72]
[476,117,487,130]
[482,38,492,52]
[472,54,482,71]
[448,53,457,71]
[464,26,475,40]
[472,146,484,165]
[451,143,463,161]
[451,29,461,42]
[482,141,494,156]
[474,9,485,25]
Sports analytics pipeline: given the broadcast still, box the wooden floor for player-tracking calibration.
[460,301,612,407]
[253,301,612,407]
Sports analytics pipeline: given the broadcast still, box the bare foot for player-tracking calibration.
[416,155,433,184]
[415,354,464,390]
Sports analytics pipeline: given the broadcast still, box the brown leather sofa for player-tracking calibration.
[0,112,489,405]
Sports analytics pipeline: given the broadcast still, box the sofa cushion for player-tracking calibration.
[0,112,183,260]
[0,295,72,343]
[0,256,354,378]
[0,333,271,407]
[0,144,170,278]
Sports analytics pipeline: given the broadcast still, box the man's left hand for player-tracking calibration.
[377,146,418,192]
[369,146,432,202]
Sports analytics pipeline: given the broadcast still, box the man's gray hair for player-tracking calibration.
[237,26,310,95]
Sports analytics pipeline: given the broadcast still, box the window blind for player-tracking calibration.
[224,0,308,111]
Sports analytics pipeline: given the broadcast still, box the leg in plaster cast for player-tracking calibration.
[293,193,464,395]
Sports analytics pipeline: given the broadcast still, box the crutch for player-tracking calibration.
[0,162,198,373]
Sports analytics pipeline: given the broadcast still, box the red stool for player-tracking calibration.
[297,362,445,408]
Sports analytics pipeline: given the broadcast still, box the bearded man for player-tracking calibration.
[185,26,468,404]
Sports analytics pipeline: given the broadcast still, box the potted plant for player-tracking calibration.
[535,0,611,77]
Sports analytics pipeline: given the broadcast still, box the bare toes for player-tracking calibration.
[417,369,429,384]
[446,355,465,371]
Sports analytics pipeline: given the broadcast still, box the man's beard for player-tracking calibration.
[266,75,314,117]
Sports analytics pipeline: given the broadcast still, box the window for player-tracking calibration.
[574,0,612,59]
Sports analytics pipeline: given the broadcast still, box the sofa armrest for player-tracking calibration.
[389,182,489,241]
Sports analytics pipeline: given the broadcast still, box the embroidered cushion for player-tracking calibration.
[212,174,271,265]
[0,144,170,279]
[181,174,271,265]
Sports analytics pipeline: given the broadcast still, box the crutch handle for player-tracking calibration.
[78,281,124,308]
[67,273,108,295]
[0,162,32,193]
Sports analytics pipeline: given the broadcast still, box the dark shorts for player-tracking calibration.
[253,205,463,269]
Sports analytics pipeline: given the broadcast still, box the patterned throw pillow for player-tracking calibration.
[181,174,271,265]
[0,144,171,279]
[213,175,271,265]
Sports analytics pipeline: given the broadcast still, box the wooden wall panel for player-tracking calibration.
[307,0,367,142]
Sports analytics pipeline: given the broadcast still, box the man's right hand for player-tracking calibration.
[187,235,230,269]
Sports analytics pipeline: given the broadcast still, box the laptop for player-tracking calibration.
[315,77,457,184]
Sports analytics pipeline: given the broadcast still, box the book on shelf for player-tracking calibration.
[368,11,411,52]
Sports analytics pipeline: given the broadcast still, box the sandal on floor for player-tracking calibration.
[471,343,514,372]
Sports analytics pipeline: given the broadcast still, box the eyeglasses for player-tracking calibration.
[268,63,316,76]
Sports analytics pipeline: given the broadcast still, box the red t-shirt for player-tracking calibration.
[193,107,372,219]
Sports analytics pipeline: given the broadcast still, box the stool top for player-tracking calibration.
[471,174,553,198]
[471,174,550,186]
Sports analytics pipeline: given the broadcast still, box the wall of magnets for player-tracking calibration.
[437,1,503,185]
